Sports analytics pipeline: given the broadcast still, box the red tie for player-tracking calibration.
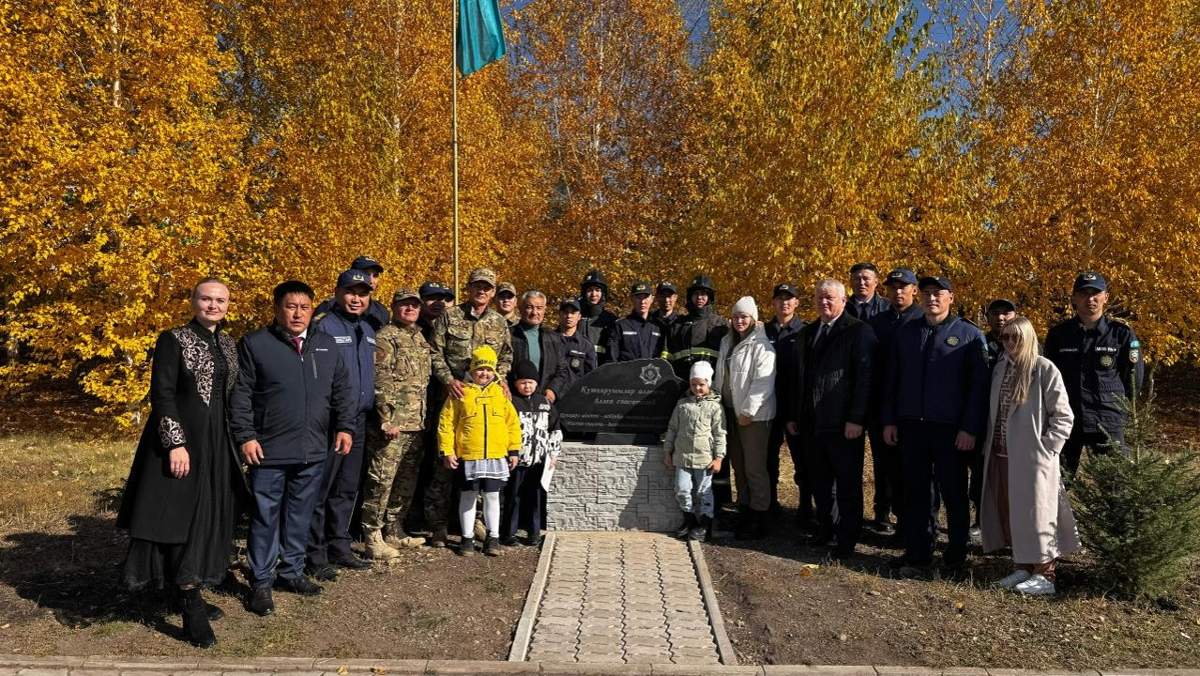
[291,336,303,354]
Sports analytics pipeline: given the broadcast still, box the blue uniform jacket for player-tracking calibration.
[313,307,376,416]
[766,316,804,416]
[229,325,355,466]
[867,303,923,418]
[1044,316,1143,434]
[607,313,666,362]
[882,314,989,437]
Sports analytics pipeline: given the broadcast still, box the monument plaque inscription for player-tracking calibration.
[556,358,685,438]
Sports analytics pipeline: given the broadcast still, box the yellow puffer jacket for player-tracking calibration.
[437,381,522,460]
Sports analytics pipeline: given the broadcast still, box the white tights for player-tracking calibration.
[459,490,500,540]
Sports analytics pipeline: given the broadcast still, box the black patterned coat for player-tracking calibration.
[117,319,245,543]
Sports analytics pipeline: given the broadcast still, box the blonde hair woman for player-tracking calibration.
[979,316,1079,595]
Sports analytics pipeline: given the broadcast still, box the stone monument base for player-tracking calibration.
[547,441,678,532]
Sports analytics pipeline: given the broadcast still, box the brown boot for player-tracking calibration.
[365,529,400,562]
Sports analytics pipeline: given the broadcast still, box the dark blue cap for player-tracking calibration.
[1073,271,1107,292]
[772,283,798,298]
[987,298,1017,313]
[630,281,653,296]
[918,276,952,291]
[559,298,582,311]
[337,268,373,291]
[885,268,918,286]
[419,281,454,300]
[656,281,678,295]
[350,256,384,273]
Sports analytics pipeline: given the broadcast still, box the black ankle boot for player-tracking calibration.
[181,588,216,648]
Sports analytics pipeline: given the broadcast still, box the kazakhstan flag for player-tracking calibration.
[457,0,507,77]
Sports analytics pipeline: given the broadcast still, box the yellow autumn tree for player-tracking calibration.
[504,0,701,301]
[0,0,258,421]
[688,0,960,309]
[935,0,1200,363]
[223,0,546,303]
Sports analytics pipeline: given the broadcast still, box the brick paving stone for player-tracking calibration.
[525,532,721,665]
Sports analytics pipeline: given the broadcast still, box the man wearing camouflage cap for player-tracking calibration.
[361,288,438,561]
[426,267,513,546]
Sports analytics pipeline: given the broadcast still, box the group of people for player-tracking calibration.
[115,256,1144,649]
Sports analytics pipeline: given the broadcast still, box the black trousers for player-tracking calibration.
[804,427,865,552]
[900,421,969,566]
[769,418,814,518]
[867,424,903,525]
[1061,426,1126,483]
[502,462,545,540]
[307,412,366,565]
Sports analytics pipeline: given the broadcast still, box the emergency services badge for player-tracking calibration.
[1130,340,1140,363]
[571,357,582,369]
[946,336,960,346]
[1100,355,1115,368]
[639,363,662,386]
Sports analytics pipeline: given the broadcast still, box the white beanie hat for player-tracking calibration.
[731,296,759,321]
[689,360,714,383]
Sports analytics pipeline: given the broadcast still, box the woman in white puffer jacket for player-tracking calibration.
[713,296,777,539]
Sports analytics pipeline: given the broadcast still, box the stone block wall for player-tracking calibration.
[547,442,679,532]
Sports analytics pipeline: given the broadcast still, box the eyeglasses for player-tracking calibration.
[1000,334,1019,343]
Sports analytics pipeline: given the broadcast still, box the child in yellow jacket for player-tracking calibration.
[438,346,522,556]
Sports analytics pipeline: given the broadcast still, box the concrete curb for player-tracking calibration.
[508,532,557,662]
[0,656,1197,675]
[689,539,737,666]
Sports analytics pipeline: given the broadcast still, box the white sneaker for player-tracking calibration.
[1014,574,1056,596]
[994,569,1032,590]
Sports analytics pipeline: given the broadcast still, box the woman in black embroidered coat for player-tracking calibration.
[116,279,242,647]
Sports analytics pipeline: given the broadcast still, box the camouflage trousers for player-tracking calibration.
[360,429,424,533]
[423,459,455,532]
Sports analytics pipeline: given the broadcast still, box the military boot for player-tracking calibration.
[429,526,448,548]
[365,529,400,562]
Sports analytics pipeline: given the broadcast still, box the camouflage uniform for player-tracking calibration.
[361,318,436,534]
[426,288,513,536]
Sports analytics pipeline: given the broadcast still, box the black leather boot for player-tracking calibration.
[180,588,216,648]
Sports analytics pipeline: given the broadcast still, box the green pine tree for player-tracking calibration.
[1071,384,1200,600]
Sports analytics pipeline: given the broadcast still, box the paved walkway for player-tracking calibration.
[522,532,724,666]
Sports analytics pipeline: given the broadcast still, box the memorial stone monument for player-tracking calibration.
[547,358,686,531]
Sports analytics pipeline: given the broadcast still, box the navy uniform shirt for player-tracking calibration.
[558,331,597,391]
[313,307,377,416]
[882,314,990,437]
[846,293,890,322]
[607,313,666,362]
[867,303,923,419]
[766,316,804,415]
[1045,316,1143,435]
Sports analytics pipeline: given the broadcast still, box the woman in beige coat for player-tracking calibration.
[980,316,1080,596]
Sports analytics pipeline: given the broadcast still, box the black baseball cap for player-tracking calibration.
[630,281,653,297]
[656,281,678,295]
[918,276,953,291]
[560,298,582,311]
[419,281,454,300]
[885,268,918,286]
[849,262,879,275]
[351,256,384,273]
[337,268,373,291]
[987,298,1017,313]
[772,283,798,299]
[1073,271,1107,292]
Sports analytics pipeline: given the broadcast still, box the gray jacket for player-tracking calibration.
[664,392,727,469]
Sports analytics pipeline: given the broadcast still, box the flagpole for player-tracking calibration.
[451,0,460,296]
